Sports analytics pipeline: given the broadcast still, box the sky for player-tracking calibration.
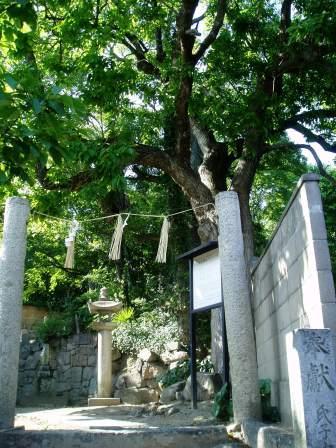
[287,129,336,167]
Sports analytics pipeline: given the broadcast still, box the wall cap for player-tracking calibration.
[251,173,321,275]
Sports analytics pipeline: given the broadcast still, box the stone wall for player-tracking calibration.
[17,332,99,405]
[17,334,197,406]
[251,174,336,426]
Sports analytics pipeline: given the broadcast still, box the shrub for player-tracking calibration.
[35,313,73,342]
[158,356,215,388]
[111,309,181,355]
[212,379,280,423]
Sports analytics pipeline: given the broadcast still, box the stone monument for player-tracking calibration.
[88,287,122,406]
[286,329,336,448]
[0,197,30,429]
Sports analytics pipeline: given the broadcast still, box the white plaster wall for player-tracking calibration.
[251,174,336,427]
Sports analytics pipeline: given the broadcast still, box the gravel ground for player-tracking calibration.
[15,401,223,430]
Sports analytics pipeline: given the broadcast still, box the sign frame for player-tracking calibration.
[177,241,229,410]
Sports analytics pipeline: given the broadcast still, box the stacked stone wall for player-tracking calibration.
[17,332,98,405]
[251,174,336,426]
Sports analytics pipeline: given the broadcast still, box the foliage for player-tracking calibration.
[113,307,134,324]
[158,360,190,389]
[158,356,215,388]
[259,379,281,423]
[35,313,72,342]
[111,309,181,355]
[212,383,232,421]
[212,379,280,423]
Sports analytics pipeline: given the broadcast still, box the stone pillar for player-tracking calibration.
[286,329,336,448]
[0,197,30,429]
[215,191,261,422]
[97,329,112,397]
[88,321,120,406]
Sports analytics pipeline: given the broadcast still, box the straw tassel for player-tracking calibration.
[64,220,79,269]
[155,217,170,263]
[109,214,128,260]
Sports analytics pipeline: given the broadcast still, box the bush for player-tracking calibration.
[212,379,280,423]
[158,356,215,388]
[35,313,73,342]
[158,360,190,388]
[111,309,181,355]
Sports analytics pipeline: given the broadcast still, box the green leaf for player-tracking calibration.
[32,98,42,114]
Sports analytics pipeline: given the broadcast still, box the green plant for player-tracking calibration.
[111,309,181,355]
[35,313,73,342]
[259,379,281,423]
[212,383,232,421]
[158,360,190,388]
[113,307,134,323]
[212,379,280,423]
[197,356,214,373]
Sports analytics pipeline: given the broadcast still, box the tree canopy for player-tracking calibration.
[1,1,335,263]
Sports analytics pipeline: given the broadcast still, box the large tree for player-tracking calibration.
[1,0,336,253]
[1,1,336,418]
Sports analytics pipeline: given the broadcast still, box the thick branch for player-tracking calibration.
[293,144,336,188]
[286,109,336,124]
[36,163,95,191]
[280,0,292,34]
[193,0,227,63]
[289,123,336,153]
[122,34,160,77]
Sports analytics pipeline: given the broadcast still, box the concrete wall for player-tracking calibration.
[251,174,336,426]
[22,305,48,330]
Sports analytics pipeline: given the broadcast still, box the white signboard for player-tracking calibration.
[192,248,222,310]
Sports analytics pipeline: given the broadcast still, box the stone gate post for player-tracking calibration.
[215,191,261,422]
[0,197,30,429]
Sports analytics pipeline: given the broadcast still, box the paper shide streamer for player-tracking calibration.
[108,214,130,261]
[64,220,80,269]
[155,217,170,263]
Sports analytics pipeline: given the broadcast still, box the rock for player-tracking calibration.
[88,378,97,396]
[25,352,41,370]
[112,359,122,374]
[127,357,143,373]
[160,351,189,365]
[57,351,71,366]
[142,362,165,380]
[79,333,90,345]
[166,341,180,352]
[115,370,144,389]
[160,381,186,403]
[115,387,159,404]
[88,355,96,367]
[138,348,159,363]
[82,366,95,380]
[167,406,180,416]
[176,391,184,401]
[112,348,122,362]
[71,367,83,383]
[183,373,217,401]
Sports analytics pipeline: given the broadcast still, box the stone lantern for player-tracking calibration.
[87,287,122,406]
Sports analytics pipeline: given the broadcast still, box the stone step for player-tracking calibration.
[0,426,246,448]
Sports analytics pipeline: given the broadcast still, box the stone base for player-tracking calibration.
[88,398,121,406]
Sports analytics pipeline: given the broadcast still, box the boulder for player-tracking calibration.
[182,373,220,401]
[160,381,186,403]
[160,351,189,365]
[115,370,144,389]
[115,387,159,404]
[112,348,122,362]
[127,357,143,373]
[138,348,159,363]
[142,362,165,380]
[166,341,180,352]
